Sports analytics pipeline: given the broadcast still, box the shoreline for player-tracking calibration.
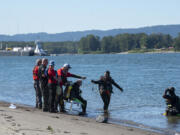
[0,101,163,135]
[51,50,180,55]
[0,50,179,56]
[117,50,180,54]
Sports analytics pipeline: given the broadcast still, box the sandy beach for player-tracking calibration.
[0,101,162,135]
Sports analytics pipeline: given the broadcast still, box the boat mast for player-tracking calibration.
[0,42,2,49]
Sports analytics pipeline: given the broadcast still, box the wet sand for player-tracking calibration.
[0,101,161,135]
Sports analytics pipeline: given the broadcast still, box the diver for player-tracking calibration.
[91,71,123,113]
[70,80,87,115]
[163,87,180,116]
[56,63,86,112]
[33,59,42,109]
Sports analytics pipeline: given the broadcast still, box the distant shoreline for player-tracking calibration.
[117,50,179,54]
[49,49,179,56]
[0,49,179,56]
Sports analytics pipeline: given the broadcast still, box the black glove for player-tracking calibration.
[165,88,170,93]
[120,88,123,92]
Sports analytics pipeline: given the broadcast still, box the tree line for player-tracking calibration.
[78,33,180,53]
[1,33,180,54]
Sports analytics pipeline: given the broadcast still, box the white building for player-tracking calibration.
[13,47,23,52]
[23,46,33,52]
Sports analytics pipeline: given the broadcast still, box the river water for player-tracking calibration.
[0,53,180,134]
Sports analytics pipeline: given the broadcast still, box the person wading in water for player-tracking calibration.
[91,71,123,113]
[163,87,180,116]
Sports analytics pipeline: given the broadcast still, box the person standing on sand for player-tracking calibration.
[33,59,42,109]
[38,58,49,112]
[91,71,123,113]
[48,60,58,113]
[56,64,86,112]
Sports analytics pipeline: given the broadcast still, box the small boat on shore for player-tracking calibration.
[34,40,48,56]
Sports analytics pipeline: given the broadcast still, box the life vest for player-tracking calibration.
[33,66,39,80]
[57,68,72,86]
[48,68,57,84]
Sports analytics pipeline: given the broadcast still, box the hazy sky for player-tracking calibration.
[0,0,179,35]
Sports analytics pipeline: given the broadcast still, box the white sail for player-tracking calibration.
[34,40,47,56]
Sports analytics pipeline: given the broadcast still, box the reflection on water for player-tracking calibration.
[166,116,180,130]
[167,116,180,124]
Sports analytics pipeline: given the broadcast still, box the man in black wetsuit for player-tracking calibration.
[38,58,49,112]
[163,87,180,116]
[91,71,123,113]
[70,80,87,115]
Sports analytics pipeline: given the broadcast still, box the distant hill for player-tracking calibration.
[0,24,180,42]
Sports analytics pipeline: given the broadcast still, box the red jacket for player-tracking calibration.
[48,68,57,84]
[33,66,39,80]
[57,68,72,86]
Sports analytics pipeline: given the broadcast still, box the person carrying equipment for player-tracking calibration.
[69,80,87,115]
[33,59,42,109]
[163,87,180,116]
[56,63,86,112]
[48,60,58,113]
[91,71,123,113]
[38,58,49,112]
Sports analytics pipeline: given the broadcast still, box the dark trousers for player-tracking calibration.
[100,91,111,111]
[48,83,57,112]
[34,80,42,108]
[76,96,87,113]
[40,81,49,111]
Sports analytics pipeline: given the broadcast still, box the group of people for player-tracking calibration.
[33,58,123,115]
[33,58,180,116]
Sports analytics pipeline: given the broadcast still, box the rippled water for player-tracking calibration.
[1,53,180,134]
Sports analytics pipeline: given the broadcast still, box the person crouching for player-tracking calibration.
[70,80,87,115]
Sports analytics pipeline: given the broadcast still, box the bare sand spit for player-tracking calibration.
[0,101,161,135]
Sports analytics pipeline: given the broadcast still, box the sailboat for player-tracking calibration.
[34,40,48,56]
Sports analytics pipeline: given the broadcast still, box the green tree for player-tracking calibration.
[139,33,148,49]
[174,33,180,50]
[78,35,100,53]
[101,36,113,53]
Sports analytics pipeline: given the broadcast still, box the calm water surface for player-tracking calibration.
[1,53,180,134]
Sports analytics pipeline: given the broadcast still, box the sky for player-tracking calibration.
[0,0,179,35]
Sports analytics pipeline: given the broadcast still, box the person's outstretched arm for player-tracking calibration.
[69,73,86,79]
[111,79,123,92]
[91,80,101,84]
[163,88,170,99]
